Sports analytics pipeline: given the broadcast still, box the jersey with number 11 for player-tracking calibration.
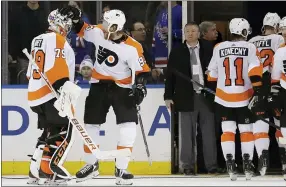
[26,32,75,107]
[207,41,262,107]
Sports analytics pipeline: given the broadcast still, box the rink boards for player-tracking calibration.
[2,85,171,175]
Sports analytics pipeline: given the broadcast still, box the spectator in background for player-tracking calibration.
[100,4,111,23]
[129,20,162,83]
[75,56,93,84]
[280,17,286,43]
[67,1,93,72]
[8,1,48,84]
[152,1,182,72]
[199,21,218,46]
[164,22,217,175]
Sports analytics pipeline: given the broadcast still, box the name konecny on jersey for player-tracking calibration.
[219,47,249,58]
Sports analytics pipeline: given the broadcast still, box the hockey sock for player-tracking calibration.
[84,124,100,164]
[238,124,254,160]
[253,119,270,157]
[116,122,137,169]
[221,121,236,160]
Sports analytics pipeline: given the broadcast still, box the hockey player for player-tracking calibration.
[248,12,284,176]
[270,45,286,180]
[59,7,150,185]
[26,9,78,185]
[280,17,286,43]
[207,18,263,181]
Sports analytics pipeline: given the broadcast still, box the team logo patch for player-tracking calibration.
[97,45,119,67]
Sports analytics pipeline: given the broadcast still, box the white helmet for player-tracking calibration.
[263,12,281,28]
[102,9,126,33]
[48,9,72,36]
[229,18,251,38]
[280,16,286,29]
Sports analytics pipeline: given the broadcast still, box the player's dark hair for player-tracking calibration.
[184,22,199,30]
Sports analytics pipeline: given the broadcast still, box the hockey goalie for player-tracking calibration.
[59,6,150,185]
[26,9,80,185]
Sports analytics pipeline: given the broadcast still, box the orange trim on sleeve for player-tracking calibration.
[125,36,151,73]
[248,65,263,77]
[221,132,235,142]
[216,88,254,102]
[45,34,69,85]
[240,132,254,142]
[271,79,280,84]
[207,74,217,81]
[77,22,90,37]
[28,85,51,101]
[92,69,132,85]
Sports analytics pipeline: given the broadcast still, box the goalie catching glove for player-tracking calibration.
[54,81,82,118]
[248,86,265,115]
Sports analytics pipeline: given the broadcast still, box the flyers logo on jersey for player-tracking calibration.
[97,45,119,67]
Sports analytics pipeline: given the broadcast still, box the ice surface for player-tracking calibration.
[2,175,286,186]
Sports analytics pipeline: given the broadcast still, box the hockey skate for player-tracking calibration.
[27,170,39,185]
[37,168,70,185]
[258,150,269,176]
[225,154,237,181]
[76,161,99,183]
[280,148,286,181]
[115,167,134,185]
[243,153,255,180]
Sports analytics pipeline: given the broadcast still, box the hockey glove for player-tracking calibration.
[268,85,283,117]
[134,84,147,105]
[59,6,82,23]
[248,86,265,115]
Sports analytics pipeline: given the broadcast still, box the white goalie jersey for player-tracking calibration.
[26,32,75,107]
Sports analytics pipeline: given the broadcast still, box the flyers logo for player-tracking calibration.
[97,45,119,67]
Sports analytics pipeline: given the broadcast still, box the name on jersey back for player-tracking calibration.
[219,47,249,58]
[252,39,271,48]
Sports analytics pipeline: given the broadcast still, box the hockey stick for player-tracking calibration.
[23,48,131,159]
[172,69,281,130]
[137,105,152,166]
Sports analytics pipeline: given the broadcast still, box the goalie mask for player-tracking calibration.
[48,9,72,37]
[102,9,126,39]
[262,12,281,33]
[229,18,252,38]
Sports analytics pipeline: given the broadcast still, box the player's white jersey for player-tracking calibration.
[78,23,150,88]
[26,32,75,107]
[249,34,284,73]
[271,45,286,89]
[208,41,262,107]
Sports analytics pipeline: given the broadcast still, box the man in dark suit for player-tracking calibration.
[164,22,217,175]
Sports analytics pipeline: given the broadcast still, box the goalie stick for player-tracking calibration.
[171,69,282,131]
[23,48,131,159]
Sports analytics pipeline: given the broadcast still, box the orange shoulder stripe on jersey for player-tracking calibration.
[92,69,132,85]
[28,85,51,101]
[207,74,217,81]
[216,88,254,102]
[125,36,150,73]
[45,34,69,85]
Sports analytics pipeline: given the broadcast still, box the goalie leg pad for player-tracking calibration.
[116,122,137,169]
[41,123,75,179]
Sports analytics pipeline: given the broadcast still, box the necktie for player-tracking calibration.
[189,47,200,92]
